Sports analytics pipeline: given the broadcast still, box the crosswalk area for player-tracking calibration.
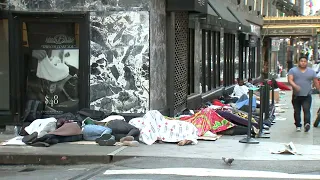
[103,167,320,179]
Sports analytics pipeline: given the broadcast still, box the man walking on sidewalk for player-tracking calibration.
[288,57,320,132]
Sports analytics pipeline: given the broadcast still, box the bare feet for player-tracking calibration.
[122,141,140,147]
[120,136,134,143]
[177,140,192,146]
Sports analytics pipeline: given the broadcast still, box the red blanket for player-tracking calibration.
[266,80,291,91]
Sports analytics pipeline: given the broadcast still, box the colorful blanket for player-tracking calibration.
[179,108,235,136]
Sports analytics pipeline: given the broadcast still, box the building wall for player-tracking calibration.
[7,0,156,114]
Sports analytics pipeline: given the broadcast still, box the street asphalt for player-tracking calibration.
[1,157,320,180]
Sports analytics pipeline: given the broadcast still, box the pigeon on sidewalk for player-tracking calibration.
[222,157,234,165]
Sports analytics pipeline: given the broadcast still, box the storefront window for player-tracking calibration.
[200,29,220,93]
[0,19,10,110]
[25,22,80,115]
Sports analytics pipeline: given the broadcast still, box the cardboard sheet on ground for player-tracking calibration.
[198,135,222,141]
[274,117,287,121]
[270,142,302,155]
[68,141,96,145]
[0,136,26,146]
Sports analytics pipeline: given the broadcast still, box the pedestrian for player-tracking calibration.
[288,56,320,132]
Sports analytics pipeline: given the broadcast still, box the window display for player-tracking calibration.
[25,22,79,116]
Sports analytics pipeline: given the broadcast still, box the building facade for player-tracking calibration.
[261,0,302,78]
[0,0,263,125]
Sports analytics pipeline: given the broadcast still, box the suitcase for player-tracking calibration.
[314,108,320,127]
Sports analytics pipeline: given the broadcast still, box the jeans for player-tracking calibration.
[82,124,113,141]
[292,95,312,127]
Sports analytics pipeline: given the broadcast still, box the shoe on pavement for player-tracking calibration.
[296,127,301,132]
[98,138,116,146]
[305,123,310,132]
[95,134,112,143]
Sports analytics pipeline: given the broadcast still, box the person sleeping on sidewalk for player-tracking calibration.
[82,115,140,147]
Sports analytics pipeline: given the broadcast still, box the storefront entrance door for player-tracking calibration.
[10,13,90,124]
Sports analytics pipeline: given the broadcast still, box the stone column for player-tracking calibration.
[149,0,167,111]
[194,19,202,94]
[220,27,224,85]
[314,35,318,62]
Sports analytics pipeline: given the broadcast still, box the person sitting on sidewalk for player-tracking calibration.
[232,78,249,97]
[288,56,320,132]
[245,78,256,88]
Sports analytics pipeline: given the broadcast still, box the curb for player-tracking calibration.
[0,154,134,165]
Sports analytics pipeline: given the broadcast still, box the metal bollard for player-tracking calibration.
[265,83,270,120]
[257,85,270,139]
[271,83,275,106]
[239,89,259,144]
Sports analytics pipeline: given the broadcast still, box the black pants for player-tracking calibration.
[107,120,140,141]
[292,95,312,127]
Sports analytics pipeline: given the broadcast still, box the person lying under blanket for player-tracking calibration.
[129,110,198,146]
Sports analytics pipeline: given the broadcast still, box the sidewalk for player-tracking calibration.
[1,87,320,165]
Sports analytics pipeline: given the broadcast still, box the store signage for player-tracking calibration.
[249,36,258,47]
[271,39,281,52]
[198,0,206,6]
[266,28,315,36]
[43,34,76,49]
[250,23,261,36]
[27,23,76,49]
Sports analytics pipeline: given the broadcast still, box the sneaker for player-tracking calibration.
[95,134,112,143]
[305,123,310,132]
[296,127,301,132]
[98,138,116,146]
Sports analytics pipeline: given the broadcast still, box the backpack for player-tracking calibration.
[76,108,106,121]
[22,100,44,122]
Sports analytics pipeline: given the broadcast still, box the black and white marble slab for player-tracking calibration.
[90,11,150,113]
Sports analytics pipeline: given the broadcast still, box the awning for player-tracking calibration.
[200,1,219,26]
[227,7,251,33]
[208,0,239,30]
[166,0,208,14]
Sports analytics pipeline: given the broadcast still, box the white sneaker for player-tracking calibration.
[296,127,301,132]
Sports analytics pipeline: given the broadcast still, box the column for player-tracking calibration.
[220,27,224,86]
[194,20,201,94]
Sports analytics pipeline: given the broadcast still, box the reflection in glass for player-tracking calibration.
[0,19,10,110]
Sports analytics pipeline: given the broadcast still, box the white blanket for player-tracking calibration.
[24,117,57,138]
[129,110,198,145]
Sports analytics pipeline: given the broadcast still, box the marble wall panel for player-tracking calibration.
[8,0,149,11]
[90,11,150,113]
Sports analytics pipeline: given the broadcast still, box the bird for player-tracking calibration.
[222,157,234,166]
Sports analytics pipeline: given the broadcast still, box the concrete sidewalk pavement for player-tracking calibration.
[1,87,320,165]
